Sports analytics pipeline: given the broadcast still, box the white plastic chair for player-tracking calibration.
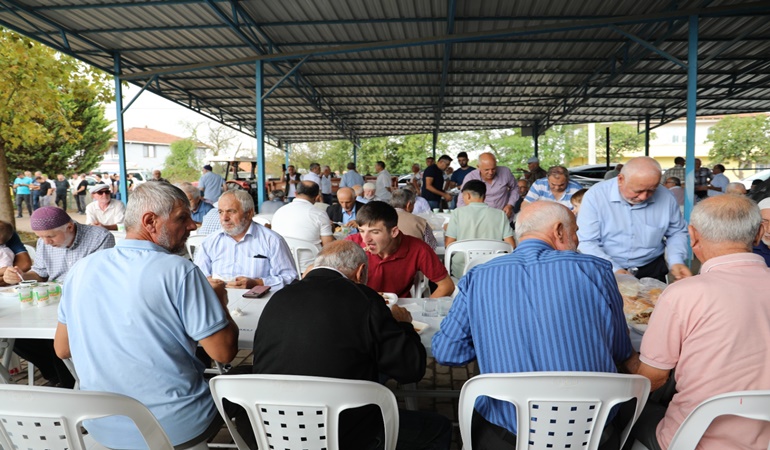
[410,271,430,298]
[445,239,513,278]
[631,390,770,450]
[185,234,207,260]
[0,384,174,450]
[463,252,508,272]
[24,244,36,263]
[459,372,650,450]
[253,213,273,226]
[281,236,320,274]
[210,374,400,450]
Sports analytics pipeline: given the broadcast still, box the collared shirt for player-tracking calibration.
[190,200,214,223]
[271,198,333,246]
[302,172,321,186]
[640,253,770,450]
[412,196,431,214]
[457,167,520,210]
[445,202,514,277]
[341,207,359,234]
[576,178,688,271]
[199,208,221,235]
[524,178,584,210]
[86,199,126,226]
[356,195,370,204]
[347,232,448,298]
[753,241,770,266]
[198,171,224,203]
[339,170,364,188]
[13,177,32,195]
[395,208,437,250]
[320,174,332,194]
[59,239,228,448]
[708,172,729,197]
[662,164,685,184]
[433,239,632,434]
[375,169,392,201]
[194,222,297,290]
[33,223,115,281]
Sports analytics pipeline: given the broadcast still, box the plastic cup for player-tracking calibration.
[438,297,453,316]
[33,286,50,307]
[117,223,126,232]
[422,298,438,317]
[432,208,440,213]
[18,286,33,309]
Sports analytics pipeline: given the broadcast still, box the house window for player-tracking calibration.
[143,145,156,158]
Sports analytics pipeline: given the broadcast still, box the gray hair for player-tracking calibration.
[363,182,376,191]
[309,162,320,171]
[390,188,414,209]
[125,182,189,231]
[174,182,200,200]
[313,241,368,279]
[725,182,747,195]
[270,189,285,200]
[515,201,574,242]
[690,195,761,247]
[220,190,255,215]
[546,165,570,180]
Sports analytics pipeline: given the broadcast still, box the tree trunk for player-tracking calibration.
[0,145,16,228]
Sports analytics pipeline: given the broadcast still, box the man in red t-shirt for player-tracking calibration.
[347,201,453,298]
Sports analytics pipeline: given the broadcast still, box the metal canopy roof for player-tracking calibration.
[2,0,770,144]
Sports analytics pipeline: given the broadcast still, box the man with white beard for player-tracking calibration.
[753,198,770,266]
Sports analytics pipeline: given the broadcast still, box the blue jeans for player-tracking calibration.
[427,200,441,210]
[32,190,41,210]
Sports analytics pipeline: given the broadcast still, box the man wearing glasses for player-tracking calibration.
[86,183,126,231]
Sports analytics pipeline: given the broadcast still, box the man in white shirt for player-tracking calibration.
[271,181,334,270]
[320,165,333,204]
[301,162,322,187]
[374,160,393,201]
[85,183,126,230]
[707,163,729,197]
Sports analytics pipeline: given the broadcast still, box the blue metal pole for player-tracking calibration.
[113,54,128,205]
[684,15,698,225]
[255,60,266,211]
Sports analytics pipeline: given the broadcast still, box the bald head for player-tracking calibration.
[478,152,498,182]
[337,187,356,213]
[515,201,577,251]
[618,157,662,205]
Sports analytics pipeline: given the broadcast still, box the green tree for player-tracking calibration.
[594,123,651,161]
[163,139,200,182]
[706,115,770,169]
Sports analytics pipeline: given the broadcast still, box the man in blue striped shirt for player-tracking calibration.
[433,201,635,449]
[523,165,584,211]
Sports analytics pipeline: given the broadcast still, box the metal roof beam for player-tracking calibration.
[608,26,687,69]
[433,0,457,140]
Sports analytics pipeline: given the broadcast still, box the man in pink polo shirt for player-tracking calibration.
[347,201,454,298]
[632,194,770,450]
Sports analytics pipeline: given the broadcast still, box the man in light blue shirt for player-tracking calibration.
[198,164,224,204]
[195,190,298,290]
[12,171,33,218]
[523,165,584,210]
[339,162,365,188]
[54,182,238,449]
[577,156,691,282]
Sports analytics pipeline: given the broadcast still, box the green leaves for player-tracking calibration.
[706,115,770,169]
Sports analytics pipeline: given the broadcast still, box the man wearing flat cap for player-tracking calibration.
[4,206,115,388]
[198,164,224,205]
[85,184,126,230]
[523,156,547,185]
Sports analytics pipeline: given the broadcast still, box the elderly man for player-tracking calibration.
[176,182,213,225]
[632,195,770,450]
[604,163,624,180]
[523,156,547,185]
[85,184,126,230]
[326,186,364,233]
[347,201,453,298]
[457,152,520,218]
[339,162,364,188]
[421,154,453,210]
[390,188,437,249]
[374,160,393,202]
[445,180,515,277]
[198,164,224,204]
[358,182,377,203]
[726,182,747,195]
[706,163,729,197]
[259,189,286,214]
[54,182,238,449]
[301,162,322,186]
[433,201,635,449]
[663,177,685,207]
[523,165,584,211]
[577,157,690,282]
[753,198,770,266]
[281,164,301,201]
[150,169,168,183]
[320,165,333,204]
[246,241,452,450]
[5,207,114,388]
[513,178,529,218]
[195,190,297,290]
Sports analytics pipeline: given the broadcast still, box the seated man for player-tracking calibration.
[5,207,115,388]
[248,241,452,450]
[326,187,364,234]
[55,182,238,449]
[259,189,286,214]
[357,182,376,203]
[177,182,213,224]
[445,180,515,277]
[389,188,437,249]
[633,195,770,450]
[403,184,432,214]
[271,181,334,271]
[433,201,635,449]
[523,165,584,211]
[195,190,297,290]
[85,183,126,230]
[347,201,453,298]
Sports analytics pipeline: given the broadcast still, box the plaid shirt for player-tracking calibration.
[32,222,115,281]
[663,165,685,183]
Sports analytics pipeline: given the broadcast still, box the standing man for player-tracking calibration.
[198,164,224,205]
[409,163,422,191]
[85,184,126,230]
[374,160,393,202]
[301,162,322,186]
[448,151,475,208]
[522,156,547,185]
[434,201,635,449]
[54,182,238,449]
[74,173,88,214]
[522,166,584,211]
[706,163,729,197]
[633,195,770,450]
[577,157,691,282]
[663,177,685,208]
[693,158,712,200]
[12,171,32,218]
[457,152,520,219]
[339,162,364,189]
[326,187,364,233]
[31,171,43,210]
[38,175,53,208]
[54,174,70,211]
[319,165,333,205]
[150,169,168,183]
[281,164,301,201]
[662,157,685,184]
[421,154,453,210]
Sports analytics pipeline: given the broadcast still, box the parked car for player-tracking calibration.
[741,169,770,189]
[568,164,619,188]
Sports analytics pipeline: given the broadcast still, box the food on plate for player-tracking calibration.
[617,275,668,326]
[334,226,342,233]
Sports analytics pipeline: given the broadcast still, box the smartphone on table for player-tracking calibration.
[242,285,271,298]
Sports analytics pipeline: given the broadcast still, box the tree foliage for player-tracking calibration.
[706,115,770,168]
[163,139,201,182]
[595,123,651,160]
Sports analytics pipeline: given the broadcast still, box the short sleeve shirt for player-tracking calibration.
[421,165,445,201]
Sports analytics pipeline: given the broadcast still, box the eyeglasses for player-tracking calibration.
[95,190,111,196]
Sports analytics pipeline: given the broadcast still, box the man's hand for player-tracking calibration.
[615,269,631,276]
[442,192,452,202]
[227,276,261,289]
[502,204,514,218]
[670,264,693,281]
[207,277,229,309]
[390,305,413,323]
[344,220,358,228]
[3,267,23,285]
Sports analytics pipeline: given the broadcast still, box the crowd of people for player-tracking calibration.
[0,153,768,450]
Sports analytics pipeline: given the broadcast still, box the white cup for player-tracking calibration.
[117,223,126,232]
[422,298,438,317]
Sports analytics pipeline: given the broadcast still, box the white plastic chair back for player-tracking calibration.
[24,244,36,263]
[185,234,207,260]
[445,239,513,278]
[463,252,508,272]
[410,271,430,298]
[459,372,650,450]
[0,384,174,450]
[253,213,273,226]
[281,236,319,274]
[210,374,399,450]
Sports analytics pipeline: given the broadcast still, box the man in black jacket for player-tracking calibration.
[326,187,365,232]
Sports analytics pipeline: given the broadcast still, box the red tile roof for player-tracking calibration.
[110,127,185,145]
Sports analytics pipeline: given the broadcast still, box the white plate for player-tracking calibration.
[382,292,398,309]
[412,320,430,335]
[629,322,648,334]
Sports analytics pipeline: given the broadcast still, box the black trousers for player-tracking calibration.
[633,253,668,283]
[13,338,75,388]
[55,192,67,211]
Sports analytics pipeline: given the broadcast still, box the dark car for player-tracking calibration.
[568,164,619,188]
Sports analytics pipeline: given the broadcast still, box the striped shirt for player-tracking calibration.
[33,223,115,281]
[432,239,632,434]
[194,222,298,290]
[524,178,584,210]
